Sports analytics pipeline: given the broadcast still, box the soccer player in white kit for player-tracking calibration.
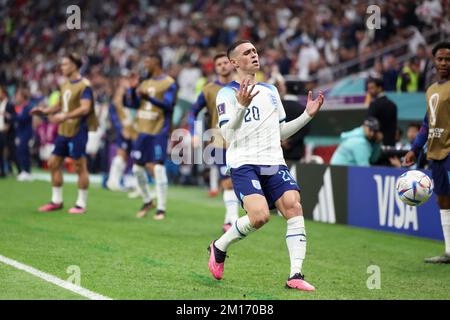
[207,40,324,291]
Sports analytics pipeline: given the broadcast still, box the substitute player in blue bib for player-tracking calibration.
[404,41,450,264]
[207,40,324,291]
[124,54,178,220]
[189,52,238,233]
[31,53,98,214]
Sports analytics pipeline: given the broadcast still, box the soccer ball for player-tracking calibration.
[396,170,433,206]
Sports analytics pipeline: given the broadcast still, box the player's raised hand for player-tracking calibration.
[232,78,259,107]
[305,90,324,117]
[402,151,417,167]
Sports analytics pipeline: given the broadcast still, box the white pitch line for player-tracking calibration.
[0,254,112,300]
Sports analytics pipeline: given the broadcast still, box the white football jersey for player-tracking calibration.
[216,81,287,170]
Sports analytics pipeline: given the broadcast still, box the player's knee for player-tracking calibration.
[221,178,233,190]
[145,163,155,174]
[285,201,302,216]
[73,160,86,174]
[251,210,270,228]
[48,157,60,172]
[48,159,56,171]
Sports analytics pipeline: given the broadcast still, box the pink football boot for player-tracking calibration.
[38,202,63,212]
[286,273,316,292]
[68,206,86,214]
[208,241,226,280]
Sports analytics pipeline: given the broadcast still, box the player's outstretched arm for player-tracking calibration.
[280,91,324,140]
[144,83,178,112]
[30,101,62,116]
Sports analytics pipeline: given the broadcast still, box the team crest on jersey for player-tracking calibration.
[251,179,262,190]
[269,93,278,108]
[428,93,439,126]
[217,103,226,115]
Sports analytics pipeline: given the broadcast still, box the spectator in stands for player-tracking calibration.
[0,86,16,177]
[297,40,320,81]
[394,127,406,150]
[389,123,424,169]
[280,81,310,173]
[373,3,395,46]
[367,78,398,146]
[316,55,334,84]
[330,117,383,166]
[415,0,443,28]
[382,55,399,92]
[316,27,339,66]
[417,43,436,91]
[396,58,420,92]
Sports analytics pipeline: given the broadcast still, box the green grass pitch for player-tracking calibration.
[0,178,449,300]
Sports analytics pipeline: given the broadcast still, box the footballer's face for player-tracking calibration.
[60,57,76,77]
[230,43,260,74]
[434,48,450,79]
[144,57,159,75]
[215,56,233,77]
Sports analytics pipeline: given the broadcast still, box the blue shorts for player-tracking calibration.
[116,134,133,154]
[131,133,167,165]
[231,164,300,210]
[211,147,228,180]
[430,155,450,196]
[52,127,88,160]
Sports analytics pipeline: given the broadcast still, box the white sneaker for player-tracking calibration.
[17,171,33,182]
[16,171,26,181]
[106,179,122,192]
[127,189,141,199]
[23,172,33,181]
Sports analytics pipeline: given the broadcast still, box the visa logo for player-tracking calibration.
[373,175,418,231]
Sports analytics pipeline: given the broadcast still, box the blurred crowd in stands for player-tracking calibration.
[0,0,448,181]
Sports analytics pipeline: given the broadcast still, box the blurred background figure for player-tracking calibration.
[330,117,383,166]
[367,78,398,147]
[14,86,34,181]
[389,123,425,169]
[394,127,405,150]
[35,116,58,170]
[281,81,310,177]
[416,43,436,90]
[0,86,16,178]
[106,77,136,192]
[382,55,400,92]
[396,58,420,92]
